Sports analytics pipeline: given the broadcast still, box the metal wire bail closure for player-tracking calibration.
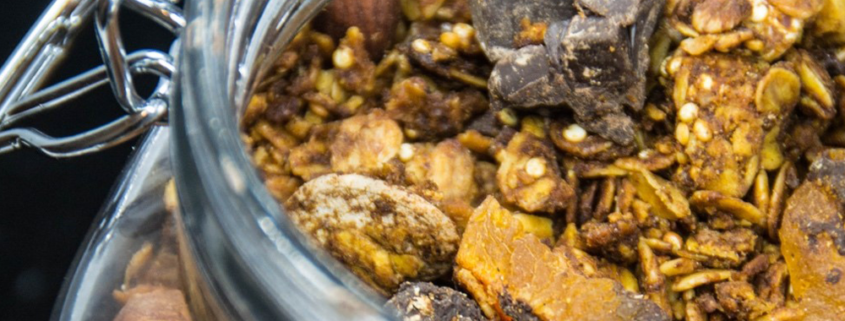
[0,0,183,157]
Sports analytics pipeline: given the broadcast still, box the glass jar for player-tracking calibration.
[55,0,395,319]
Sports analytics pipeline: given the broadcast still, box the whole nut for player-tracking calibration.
[314,0,401,60]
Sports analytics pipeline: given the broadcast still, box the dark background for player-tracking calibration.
[0,1,173,319]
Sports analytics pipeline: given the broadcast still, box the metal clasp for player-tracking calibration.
[0,0,183,157]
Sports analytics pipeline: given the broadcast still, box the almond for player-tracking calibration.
[314,0,401,60]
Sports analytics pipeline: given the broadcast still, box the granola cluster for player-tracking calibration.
[239,0,845,320]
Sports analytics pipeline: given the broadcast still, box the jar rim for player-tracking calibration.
[173,0,390,319]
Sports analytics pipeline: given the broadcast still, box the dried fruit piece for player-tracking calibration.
[286,174,460,295]
[386,282,486,321]
[455,197,670,321]
[780,170,845,319]
[496,132,574,214]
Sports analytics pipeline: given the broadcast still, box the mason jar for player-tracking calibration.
[40,0,394,319]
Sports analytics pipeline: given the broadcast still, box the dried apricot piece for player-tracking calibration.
[780,182,845,320]
[455,197,670,321]
[780,150,845,320]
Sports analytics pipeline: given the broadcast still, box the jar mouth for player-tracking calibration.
[173,0,391,319]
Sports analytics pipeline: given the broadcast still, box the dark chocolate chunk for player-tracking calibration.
[489,45,568,107]
[499,291,541,321]
[575,110,636,146]
[466,107,503,137]
[476,0,664,145]
[616,291,674,321]
[386,282,487,321]
[629,0,664,107]
[827,268,842,285]
[553,16,634,95]
[576,0,640,26]
[544,20,569,70]
[399,25,490,84]
[470,0,575,62]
